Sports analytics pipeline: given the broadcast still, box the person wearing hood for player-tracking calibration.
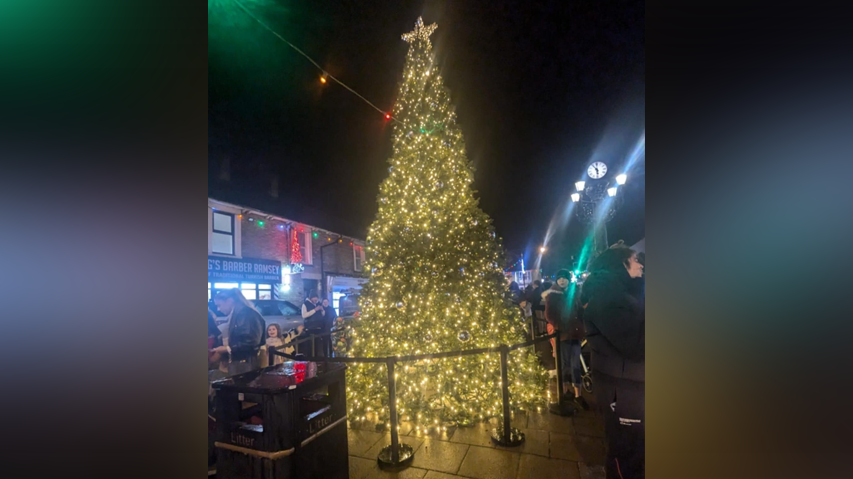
[545,269,589,411]
[581,241,645,479]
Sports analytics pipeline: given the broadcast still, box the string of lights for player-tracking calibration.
[504,259,523,272]
[231,0,399,123]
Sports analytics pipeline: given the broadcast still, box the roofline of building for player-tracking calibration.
[208,197,365,244]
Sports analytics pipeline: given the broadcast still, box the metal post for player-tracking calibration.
[387,359,399,463]
[530,316,536,339]
[549,330,576,416]
[268,346,276,367]
[491,345,525,446]
[377,357,414,468]
[311,334,316,356]
[554,333,565,402]
[500,346,511,438]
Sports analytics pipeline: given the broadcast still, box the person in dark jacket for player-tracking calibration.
[545,269,589,410]
[528,280,543,310]
[321,298,338,329]
[301,291,325,330]
[527,280,545,335]
[319,298,338,357]
[582,241,645,479]
[208,309,223,370]
[210,289,265,375]
[508,280,522,305]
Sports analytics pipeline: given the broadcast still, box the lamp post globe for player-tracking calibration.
[573,163,628,255]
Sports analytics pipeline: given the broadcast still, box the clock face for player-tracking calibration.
[588,162,608,179]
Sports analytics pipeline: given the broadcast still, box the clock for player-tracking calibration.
[587,162,607,179]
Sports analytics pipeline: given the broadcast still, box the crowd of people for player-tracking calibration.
[509,240,645,479]
[209,246,644,477]
[207,289,338,376]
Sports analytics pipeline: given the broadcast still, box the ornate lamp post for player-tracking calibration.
[572,161,627,256]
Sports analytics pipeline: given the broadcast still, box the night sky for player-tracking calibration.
[208,0,645,273]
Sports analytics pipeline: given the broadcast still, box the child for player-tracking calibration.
[265,323,286,365]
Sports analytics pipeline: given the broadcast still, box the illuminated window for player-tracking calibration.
[258,283,272,299]
[332,292,345,311]
[297,228,313,265]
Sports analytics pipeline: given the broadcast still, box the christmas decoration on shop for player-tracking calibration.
[346,17,547,429]
[290,227,303,264]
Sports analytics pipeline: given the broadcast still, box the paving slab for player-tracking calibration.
[408,424,457,442]
[423,472,468,479]
[527,411,576,434]
[456,445,520,479]
[573,435,606,466]
[572,414,606,438]
[496,428,549,457]
[550,431,583,462]
[449,422,496,448]
[578,462,606,479]
[347,428,385,458]
[516,454,581,479]
[410,438,470,474]
[361,463,429,479]
[349,455,377,479]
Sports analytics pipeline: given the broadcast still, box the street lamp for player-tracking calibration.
[573,163,629,254]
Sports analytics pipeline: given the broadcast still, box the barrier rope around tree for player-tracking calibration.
[266,329,569,468]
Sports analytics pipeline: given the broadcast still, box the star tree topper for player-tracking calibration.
[402,17,438,45]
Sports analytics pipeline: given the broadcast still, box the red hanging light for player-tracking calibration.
[385,113,391,120]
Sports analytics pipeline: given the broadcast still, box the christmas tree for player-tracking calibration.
[347,18,547,429]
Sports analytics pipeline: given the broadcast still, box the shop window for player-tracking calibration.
[258,284,272,300]
[332,292,345,311]
[353,245,365,272]
[212,211,235,255]
[241,283,257,300]
[297,228,312,265]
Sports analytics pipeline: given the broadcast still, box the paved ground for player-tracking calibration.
[346,381,606,479]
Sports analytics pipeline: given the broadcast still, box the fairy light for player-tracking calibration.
[344,17,547,428]
[232,0,393,121]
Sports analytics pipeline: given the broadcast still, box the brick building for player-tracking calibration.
[207,198,367,311]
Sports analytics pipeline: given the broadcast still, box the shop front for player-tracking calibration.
[208,255,283,302]
[325,274,368,314]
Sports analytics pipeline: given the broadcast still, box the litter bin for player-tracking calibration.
[212,360,348,479]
